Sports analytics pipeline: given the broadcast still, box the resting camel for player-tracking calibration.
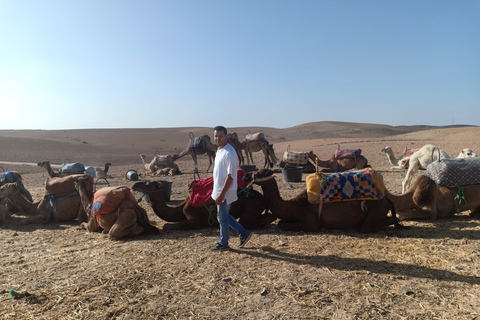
[74,176,159,240]
[0,171,33,203]
[457,148,477,158]
[0,183,20,223]
[37,161,63,178]
[16,174,94,224]
[131,180,275,230]
[243,169,402,233]
[243,138,278,169]
[95,162,113,179]
[140,153,179,176]
[400,144,450,193]
[307,151,368,173]
[173,133,217,178]
[385,175,480,221]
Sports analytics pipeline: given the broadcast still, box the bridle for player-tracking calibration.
[137,181,163,203]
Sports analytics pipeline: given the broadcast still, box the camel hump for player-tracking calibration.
[92,186,134,216]
[45,174,93,196]
[335,148,362,159]
[245,132,265,142]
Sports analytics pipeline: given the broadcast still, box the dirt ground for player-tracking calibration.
[1,124,480,319]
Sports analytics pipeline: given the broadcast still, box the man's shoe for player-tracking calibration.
[239,232,253,248]
[210,243,230,252]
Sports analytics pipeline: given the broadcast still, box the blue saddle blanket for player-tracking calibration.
[60,163,85,174]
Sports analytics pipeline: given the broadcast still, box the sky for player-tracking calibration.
[0,0,479,130]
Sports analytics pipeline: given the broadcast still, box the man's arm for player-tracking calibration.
[215,174,234,205]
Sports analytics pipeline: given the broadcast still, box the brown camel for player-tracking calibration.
[131,180,275,230]
[385,175,480,221]
[227,132,246,165]
[243,169,402,233]
[173,133,217,179]
[37,161,63,178]
[307,151,368,173]
[17,174,94,224]
[243,138,278,169]
[95,162,113,179]
[74,176,159,240]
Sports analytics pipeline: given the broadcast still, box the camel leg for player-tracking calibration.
[402,159,419,193]
[108,209,144,240]
[358,199,397,233]
[82,216,99,232]
[163,204,202,230]
[238,211,276,229]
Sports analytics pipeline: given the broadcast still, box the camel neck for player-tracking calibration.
[260,178,289,220]
[147,193,186,222]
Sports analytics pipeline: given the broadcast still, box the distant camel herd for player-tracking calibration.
[1,131,479,241]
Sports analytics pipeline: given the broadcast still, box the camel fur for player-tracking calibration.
[0,183,20,223]
[131,180,275,230]
[243,137,278,169]
[385,174,480,220]
[75,176,159,240]
[307,151,368,173]
[243,169,402,233]
[400,144,450,193]
[95,162,113,179]
[140,153,180,176]
[227,132,246,166]
[457,148,477,158]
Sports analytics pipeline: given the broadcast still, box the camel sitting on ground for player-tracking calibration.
[95,162,113,179]
[457,148,477,158]
[399,144,450,193]
[243,137,278,169]
[0,183,20,223]
[140,153,180,176]
[243,169,403,233]
[307,150,368,173]
[131,180,275,230]
[380,146,418,169]
[15,174,94,224]
[74,176,159,240]
[385,175,480,221]
[173,133,217,179]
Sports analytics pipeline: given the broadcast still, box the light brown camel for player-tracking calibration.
[95,162,113,179]
[173,133,217,179]
[243,138,278,168]
[131,180,275,230]
[307,151,368,173]
[385,175,480,221]
[243,169,403,233]
[399,144,450,193]
[140,153,180,176]
[74,176,159,240]
[18,174,94,224]
[0,183,20,223]
[457,148,477,158]
[37,161,63,178]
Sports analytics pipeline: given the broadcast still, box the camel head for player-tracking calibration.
[380,146,392,154]
[37,161,50,168]
[243,169,275,185]
[457,148,477,158]
[131,180,163,193]
[139,154,147,160]
[266,144,278,167]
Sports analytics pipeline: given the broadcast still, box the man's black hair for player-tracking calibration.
[214,126,227,135]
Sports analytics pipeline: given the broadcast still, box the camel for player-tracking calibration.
[74,176,159,240]
[0,171,33,203]
[0,183,20,223]
[37,161,63,178]
[243,169,402,233]
[140,153,179,175]
[95,162,113,179]
[17,174,94,224]
[243,138,278,169]
[307,150,368,173]
[380,146,422,169]
[385,174,480,221]
[400,144,450,193]
[173,133,217,179]
[131,180,275,230]
[227,132,245,165]
[457,148,477,158]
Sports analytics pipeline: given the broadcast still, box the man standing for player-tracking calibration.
[210,126,252,252]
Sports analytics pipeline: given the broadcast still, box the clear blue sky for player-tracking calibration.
[1,0,479,130]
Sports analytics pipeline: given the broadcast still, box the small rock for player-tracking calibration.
[222,276,232,282]
[401,287,414,296]
[260,287,269,296]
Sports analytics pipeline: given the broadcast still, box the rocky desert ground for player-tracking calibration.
[1,122,480,319]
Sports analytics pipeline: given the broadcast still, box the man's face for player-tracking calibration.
[214,130,227,148]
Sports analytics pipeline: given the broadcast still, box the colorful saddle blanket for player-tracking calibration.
[44,174,94,197]
[60,163,85,175]
[189,169,248,207]
[426,157,480,187]
[334,148,362,159]
[283,150,309,166]
[92,186,135,216]
[0,171,22,186]
[306,168,384,204]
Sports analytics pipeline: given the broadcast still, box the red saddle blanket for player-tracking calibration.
[189,169,248,207]
[334,148,362,159]
[44,174,93,197]
[401,148,420,167]
[92,186,135,216]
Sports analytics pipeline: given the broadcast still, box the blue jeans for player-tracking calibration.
[217,200,249,247]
